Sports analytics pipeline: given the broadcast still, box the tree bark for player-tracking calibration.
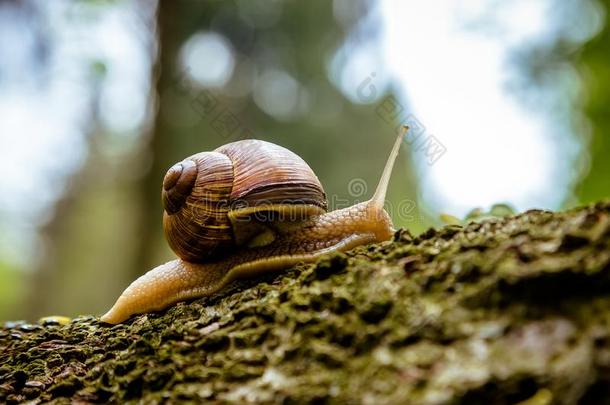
[2,202,610,404]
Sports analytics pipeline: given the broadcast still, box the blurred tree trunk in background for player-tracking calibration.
[131,0,178,277]
[132,1,218,277]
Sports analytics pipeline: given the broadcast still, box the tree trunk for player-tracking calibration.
[2,202,610,404]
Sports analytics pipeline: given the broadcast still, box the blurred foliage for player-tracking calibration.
[0,264,25,321]
[578,0,610,203]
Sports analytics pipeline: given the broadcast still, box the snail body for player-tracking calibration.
[101,127,407,324]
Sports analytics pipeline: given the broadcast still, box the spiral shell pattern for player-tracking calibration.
[161,140,327,263]
[162,152,234,262]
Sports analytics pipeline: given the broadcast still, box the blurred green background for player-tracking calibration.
[0,0,608,321]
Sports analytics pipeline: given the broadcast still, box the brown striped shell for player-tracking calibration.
[162,140,327,263]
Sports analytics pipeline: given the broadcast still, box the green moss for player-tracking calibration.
[1,202,610,403]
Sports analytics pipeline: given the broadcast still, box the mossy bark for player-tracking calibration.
[2,202,610,404]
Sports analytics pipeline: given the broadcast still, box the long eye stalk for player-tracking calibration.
[369,125,409,210]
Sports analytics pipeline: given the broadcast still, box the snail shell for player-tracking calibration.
[161,140,327,263]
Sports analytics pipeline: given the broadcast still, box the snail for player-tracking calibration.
[100,126,408,324]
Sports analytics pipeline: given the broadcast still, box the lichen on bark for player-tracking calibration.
[1,202,610,404]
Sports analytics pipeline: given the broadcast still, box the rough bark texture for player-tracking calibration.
[2,202,610,404]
